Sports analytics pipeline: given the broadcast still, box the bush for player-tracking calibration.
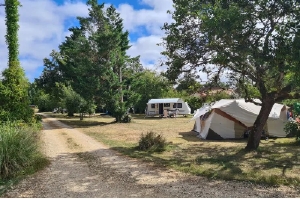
[35,114,43,123]
[138,131,167,152]
[284,121,300,140]
[0,105,35,124]
[122,114,132,123]
[0,122,43,179]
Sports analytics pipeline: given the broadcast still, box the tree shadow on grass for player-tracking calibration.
[109,144,253,184]
[112,134,300,180]
[57,120,116,128]
[178,131,201,142]
[178,131,252,144]
[110,138,300,186]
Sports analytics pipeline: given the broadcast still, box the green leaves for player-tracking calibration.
[162,0,300,100]
[127,70,171,113]
[5,0,21,64]
[0,0,34,123]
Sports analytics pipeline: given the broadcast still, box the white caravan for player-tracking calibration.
[145,98,191,117]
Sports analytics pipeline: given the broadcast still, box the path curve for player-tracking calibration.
[4,115,300,197]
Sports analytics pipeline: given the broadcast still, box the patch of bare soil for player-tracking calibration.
[4,115,300,198]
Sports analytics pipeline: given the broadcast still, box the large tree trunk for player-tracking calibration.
[245,98,275,151]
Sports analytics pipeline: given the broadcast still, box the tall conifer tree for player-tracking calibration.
[0,0,33,122]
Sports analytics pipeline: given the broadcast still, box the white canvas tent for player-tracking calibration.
[191,99,288,139]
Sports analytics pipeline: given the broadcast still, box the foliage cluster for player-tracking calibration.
[121,113,132,123]
[0,122,46,179]
[284,121,300,141]
[138,131,167,152]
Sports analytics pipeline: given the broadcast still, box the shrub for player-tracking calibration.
[35,114,43,123]
[284,121,300,140]
[138,131,167,152]
[0,122,43,179]
[122,114,132,123]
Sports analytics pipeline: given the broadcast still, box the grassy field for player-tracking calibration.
[47,113,300,186]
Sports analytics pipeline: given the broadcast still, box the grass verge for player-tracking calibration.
[0,122,50,196]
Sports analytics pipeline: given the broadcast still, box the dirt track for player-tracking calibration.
[4,115,300,197]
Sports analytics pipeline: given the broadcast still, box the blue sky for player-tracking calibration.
[0,0,174,82]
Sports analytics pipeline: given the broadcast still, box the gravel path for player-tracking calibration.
[4,115,300,198]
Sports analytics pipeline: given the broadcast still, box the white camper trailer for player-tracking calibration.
[145,98,191,117]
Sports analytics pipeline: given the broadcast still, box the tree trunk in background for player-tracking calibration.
[119,66,123,103]
[245,98,275,151]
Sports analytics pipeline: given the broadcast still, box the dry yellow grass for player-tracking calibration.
[50,114,197,145]
[48,113,300,186]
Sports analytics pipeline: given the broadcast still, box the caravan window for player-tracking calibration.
[151,104,155,108]
[164,103,170,107]
[173,103,182,108]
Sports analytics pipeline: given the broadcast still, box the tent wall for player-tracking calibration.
[209,111,236,139]
[206,128,224,140]
[267,107,288,137]
[234,122,246,138]
[206,110,246,139]
[217,100,258,127]
[194,117,201,133]
[214,109,247,128]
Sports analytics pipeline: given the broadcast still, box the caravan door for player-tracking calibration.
[159,103,164,115]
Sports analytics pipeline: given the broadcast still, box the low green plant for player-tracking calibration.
[0,122,44,179]
[34,114,43,123]
[138,131,167,152]
[122,114,132,123]
[284,121,300,140]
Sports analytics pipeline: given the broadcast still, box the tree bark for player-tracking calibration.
[119,66,123,103]
[245,97,275,151]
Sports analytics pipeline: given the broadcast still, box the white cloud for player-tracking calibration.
[140,0,173,11]
[0,0,88,81]
[0,0,174,82]
[128,35,164,63]
[117,0,173,35]
[117,0,173,72]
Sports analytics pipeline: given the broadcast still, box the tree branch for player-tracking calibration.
[274,84,299,102]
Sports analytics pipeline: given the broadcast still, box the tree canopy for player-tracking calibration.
[36,0,161,121]
[162,0,300,150]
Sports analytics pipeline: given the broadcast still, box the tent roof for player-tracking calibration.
[147,98,181,104]
[212,99,285,119]
[191,99,286,123]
